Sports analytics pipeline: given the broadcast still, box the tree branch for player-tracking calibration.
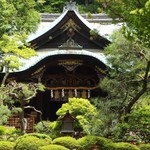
[24,106,42,121]
[1,65,9,85]
[25,87,38,100]
[125,61,150,114]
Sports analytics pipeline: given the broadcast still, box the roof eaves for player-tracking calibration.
[28,10,68,42]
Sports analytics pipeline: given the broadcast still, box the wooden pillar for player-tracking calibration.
[36,92,43,111]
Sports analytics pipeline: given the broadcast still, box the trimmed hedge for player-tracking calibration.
[53,136,77,149]
[104,142,139,150]
[24,133,52,141]
[39,144,69,150]
[139,144,150,150]
[14,136,49,150]
[0,141,14,150]
[0,126,6,135]
[77,135,112,150]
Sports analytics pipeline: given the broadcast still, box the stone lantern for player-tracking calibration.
[60,110,75,134]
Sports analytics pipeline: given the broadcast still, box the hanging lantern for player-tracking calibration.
[55,90,59,99]
[68,90,73,98]
[50,89,53,98]
[82,90,87,98]
[88,89,90,98]
[74,89,77,97]
[62,89,65,97]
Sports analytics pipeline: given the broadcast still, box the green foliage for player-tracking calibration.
[101,0,150,47]
[11,107,22,115]
[140,144,150,150]
[0,0,43,36]
[77,3,100,13]
[39,144,69,150]
[0,105,11,125]
[104,142,139,150]
[35,120,62,139]
[36,0,99,13]
[0,126,6,135]
[14,135,51,150]
[57,98,99,134]
[111,95,150,143]
[52,136,77,149]
[90,98,118,137]
[0,126,21,142]
[77,135,112,150]
[127,105,150,142]
[35,121,51,134]
[0,0,42,85]
[24,133,52,142]
[104,29,148,75]
[0,141,14,150]
[101,29,150,114]
[0,126,17,136]
[57,98,96,117]
[48,121,62,139]
[36,0,66,13]
[0,33,38,86]
[112,123,130,141]
[94,21,150,143]
[35,98,99,138]
[0,82,44,134]
[2,81,45,105]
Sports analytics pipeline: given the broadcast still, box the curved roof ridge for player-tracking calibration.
[28,1,100,42]
[74,9,96,31]
[28,10,68,42]
[16,49,107,72]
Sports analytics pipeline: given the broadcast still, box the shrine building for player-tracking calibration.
[2,1,118,121]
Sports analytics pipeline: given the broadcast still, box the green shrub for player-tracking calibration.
[35,121,50,134]
[104,142,139,150]
[0,105,11,125]
[0,126,20,135]
[48,121,62,139]
[0,126,6,135]
[0,126,20,141]
[24,133,52,141]
[39,144,69,150]
[14,136,50,150]
[53,136,77,149]
[77,135,112,150]
[140,144,150,150]
[35,120,62,139]
[0,141,14,150]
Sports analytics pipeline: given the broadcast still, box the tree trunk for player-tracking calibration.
[19,101,26,134]
[125,61,150,114]
[1,66,9,86]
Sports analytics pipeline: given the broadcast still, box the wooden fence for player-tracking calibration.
[7,115,34,133]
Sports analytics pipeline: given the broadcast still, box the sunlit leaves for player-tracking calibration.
[0,34,37,71]
[101,0,150,47]
[36,0,65,13]
[0,0,43,36]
